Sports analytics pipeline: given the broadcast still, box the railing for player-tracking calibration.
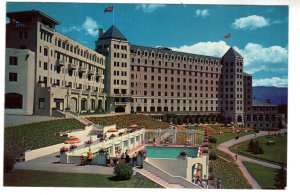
[79,66,87,72]
[143,160,201,189]
[56,60,66,67]
[88,69,95,75]
[68,63,77,70]
[40,23,55,33]
[96,72,103,78]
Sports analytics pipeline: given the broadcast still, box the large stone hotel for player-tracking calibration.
[5,10,285,128]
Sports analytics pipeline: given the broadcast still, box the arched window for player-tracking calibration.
[5,93,22,109]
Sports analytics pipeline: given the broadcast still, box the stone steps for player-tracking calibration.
[137,169,184,188]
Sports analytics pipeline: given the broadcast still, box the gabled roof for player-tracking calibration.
[222,47,243,59]
[99,25,127,41]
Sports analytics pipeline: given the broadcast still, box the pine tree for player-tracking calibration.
[248,139,254,152]
[274,165,286,189]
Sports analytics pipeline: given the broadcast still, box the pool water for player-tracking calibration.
[145,146,198,159]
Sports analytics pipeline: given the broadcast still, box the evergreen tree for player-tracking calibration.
[274,165,286,189]
[248,139,254,152]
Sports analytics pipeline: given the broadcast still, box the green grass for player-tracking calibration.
[4,170,162,188]
[4,119,85,158]
[243,161,277,189]
[213,131,253,144]
[88,114,170,129]
[231,135,287,165]
[209,149,251,189]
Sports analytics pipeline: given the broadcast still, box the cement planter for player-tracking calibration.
[60,153,68,163]
[96,153,107,166]
[137,155,144,167]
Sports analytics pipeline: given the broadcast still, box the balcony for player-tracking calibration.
[110,94,132,98]
[40,23,55,33]
[79,66,87,72]
[56,60,66,67]
[115,101,128,106]
[68,63,77,70]
[96,72,103,78]
[87,69,95,75]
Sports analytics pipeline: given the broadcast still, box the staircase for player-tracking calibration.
[136,169,184,188]
[65,110,94,126]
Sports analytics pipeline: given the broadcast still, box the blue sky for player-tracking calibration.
[6,2,288,87]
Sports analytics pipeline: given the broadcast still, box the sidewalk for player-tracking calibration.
[15,152,114,175]
[217,131,281,189]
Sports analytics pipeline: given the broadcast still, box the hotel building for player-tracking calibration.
[5,10,285,128]
[6,10,106,116]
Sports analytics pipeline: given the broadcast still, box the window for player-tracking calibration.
[44,47,48,56]
[39,98,45,109]
[9,72,17,82]
[9,56,18,65]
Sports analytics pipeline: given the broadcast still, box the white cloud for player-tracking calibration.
[62,25,82,33]
[253,77,288,87]
[170,41,230,57]
[60,17,98,37]
[195,9,210,18]
[234,43,288,74]
[232,15,270,30]
[82,17,98,36]
[136,4,165,13]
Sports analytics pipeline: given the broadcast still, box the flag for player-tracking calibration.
[104,6,113,13]
[223,33,231,39]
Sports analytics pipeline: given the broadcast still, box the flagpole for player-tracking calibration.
[113,6,114,25]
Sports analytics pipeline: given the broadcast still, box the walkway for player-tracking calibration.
[15,152,114,175]
[217,131,281,189]
[5,115,60,127]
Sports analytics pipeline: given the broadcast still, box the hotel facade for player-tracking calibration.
[5,10,285,128]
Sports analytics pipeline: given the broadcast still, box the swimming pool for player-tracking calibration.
[145,146,198,159]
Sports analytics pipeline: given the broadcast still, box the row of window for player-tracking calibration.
[113,79,127,85]
[131,66,220,76]
[113,44,128,51]
[113,71,127,76]
[133,106,219,112]
[132,83,219,91]
[132,74,219,83]
[132,91,218,98]
[52,34,103,63]
[131,49,220,65]
[113,52,128,59]
[113,61,128,67]
[132,58,220,71]
[38,76,102,92]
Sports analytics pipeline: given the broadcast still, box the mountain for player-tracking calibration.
[252,86,288,105]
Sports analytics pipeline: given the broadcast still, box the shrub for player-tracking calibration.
[208,174,215,180]
[274,165,286,189]
[208,166,213,172]
[4,152,15,173]
[247,139,254,152]
[208,136,217,143]
[209,152,218,160]
[114,163,133,180]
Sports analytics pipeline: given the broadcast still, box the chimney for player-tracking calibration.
[98,28,104,38]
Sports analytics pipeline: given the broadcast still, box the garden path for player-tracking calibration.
[217,131,281,189]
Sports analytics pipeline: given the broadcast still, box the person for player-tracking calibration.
[87,149,93,165]
[235,154,238,161]
[80,155,85,166]
[132,152,138,167]
[254,133,257,137]
[201,179,207,189]
[217,178,222,189]
[125,150,130,163]
[106,152,110,167]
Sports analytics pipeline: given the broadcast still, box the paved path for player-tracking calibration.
[217,131,281,189]
[15,152,114,175]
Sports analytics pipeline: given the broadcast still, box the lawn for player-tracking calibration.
[88,114,170,129]
[243,161,277,189]
[213,131,254,144]
[4,170,162,188]
[209,149,251,189]
[4,119,85,159]
[230,135,287,165]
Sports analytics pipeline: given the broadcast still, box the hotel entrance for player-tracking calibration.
[54,98,64,111]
